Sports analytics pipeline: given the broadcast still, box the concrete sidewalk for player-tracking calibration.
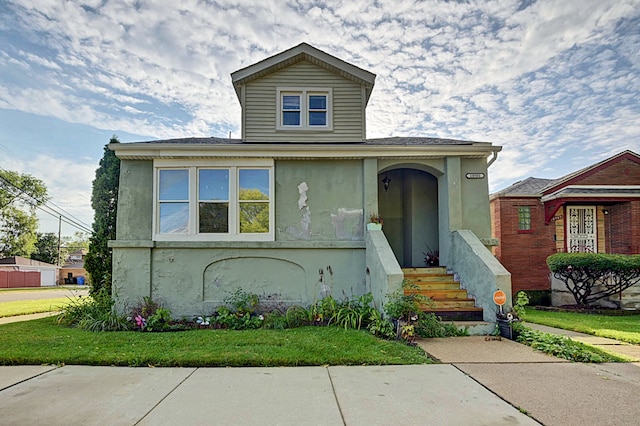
[0,364,538,426]
[416,335,640,426]
[0,311,59,325]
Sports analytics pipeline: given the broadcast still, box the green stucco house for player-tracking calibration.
[109,43,511,332]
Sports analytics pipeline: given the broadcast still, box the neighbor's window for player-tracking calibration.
[155,160,273,241]
[277,88,332,130]
[518,206,532,232]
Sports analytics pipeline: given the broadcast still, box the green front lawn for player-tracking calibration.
[0,298,73,318]
[525,308,640,345]
[0,318,431,367]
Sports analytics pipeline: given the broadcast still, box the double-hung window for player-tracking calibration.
[277,88,332,130]
[155,159,274,241]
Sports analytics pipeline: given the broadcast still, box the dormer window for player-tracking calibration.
[277,87,332,130]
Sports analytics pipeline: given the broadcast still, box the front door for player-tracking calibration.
[566,206,597,252]
[378,168,438,267]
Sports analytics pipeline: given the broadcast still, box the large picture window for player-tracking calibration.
[155,160,273,241]
[277,87,332,130]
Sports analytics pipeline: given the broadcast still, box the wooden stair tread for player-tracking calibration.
[416,292,468,299]
[412,284,461,289]
[421,307,484,312]
[402,267,447,274]
[403,268,483,321]
[430,297,475,302]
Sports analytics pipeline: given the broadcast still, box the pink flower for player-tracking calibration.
[135,315,146,328]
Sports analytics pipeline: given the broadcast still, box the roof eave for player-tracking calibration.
[110,142,500,161]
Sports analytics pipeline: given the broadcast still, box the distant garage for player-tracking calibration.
[0,256,60,287]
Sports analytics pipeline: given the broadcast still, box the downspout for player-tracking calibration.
[487,150,499,168]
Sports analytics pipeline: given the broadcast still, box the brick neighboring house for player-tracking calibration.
[59,249,88,285]
[491,150,640,307]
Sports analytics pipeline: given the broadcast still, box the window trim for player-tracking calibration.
[154,159,274,242]
[276,87,333,131]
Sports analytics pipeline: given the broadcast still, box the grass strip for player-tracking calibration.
[517,327,629,362]
[0,318,432,367]
[525,308,640,345]
[0,298,75,318]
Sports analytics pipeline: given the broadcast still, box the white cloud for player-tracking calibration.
[0,0,639,213]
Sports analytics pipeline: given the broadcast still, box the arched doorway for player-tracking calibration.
[378,168,439,268]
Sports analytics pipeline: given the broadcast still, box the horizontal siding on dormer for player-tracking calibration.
[243,60,366,142]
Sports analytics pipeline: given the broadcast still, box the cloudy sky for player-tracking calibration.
[1,0,639,236]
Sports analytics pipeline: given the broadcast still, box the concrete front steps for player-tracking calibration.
[403,267,484,321]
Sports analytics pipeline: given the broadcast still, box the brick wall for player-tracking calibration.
[569,158,640,186]
[491,197,555,293]
[607,201,640,254]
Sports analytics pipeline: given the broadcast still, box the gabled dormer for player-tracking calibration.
[231,43,376,143]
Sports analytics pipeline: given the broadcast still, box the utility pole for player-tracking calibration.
[57,215,62,266]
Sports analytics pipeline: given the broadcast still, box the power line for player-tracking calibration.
[0,168,93,234]
[37,204,93,234]
[41,198,92,230]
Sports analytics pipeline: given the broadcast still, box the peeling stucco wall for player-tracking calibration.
[330,208,364,241]
[276,160,364,241]
[287,181,312,239]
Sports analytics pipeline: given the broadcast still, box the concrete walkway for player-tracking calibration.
[416,335,640,426]
[0,311,59,325]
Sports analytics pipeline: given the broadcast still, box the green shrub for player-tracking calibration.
[223,288,259,315]
[146,307,172,332]
[57,288,129,332]
[516,327,624,362]
[522,290,551,306]
[334,293,376,330]
[383,280,431,320]
[261,310,287,330]
[547,253,640,306]
[284,305,312,328]
[212,306,262,330]
[367,309,396,339]
[414,313,468,338]
[309,295,339,325]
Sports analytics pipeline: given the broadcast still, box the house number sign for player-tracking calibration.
[465,173,485,179]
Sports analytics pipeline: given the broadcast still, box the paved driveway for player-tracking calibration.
[0,287,88,302]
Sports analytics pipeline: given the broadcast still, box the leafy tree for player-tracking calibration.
[61,231,90,261]
[0,170,48,258]
[85,137,120,295]
[239,188,269,233]
[32,232,60,265]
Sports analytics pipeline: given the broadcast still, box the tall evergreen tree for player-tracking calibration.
[85,136,120,295]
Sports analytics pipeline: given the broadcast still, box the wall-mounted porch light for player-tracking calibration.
[382,176,391,192]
